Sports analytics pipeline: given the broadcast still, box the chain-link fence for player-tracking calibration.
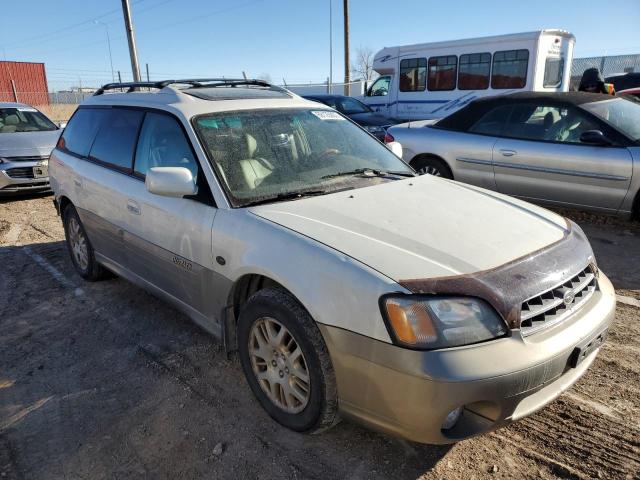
[571,54,640,89]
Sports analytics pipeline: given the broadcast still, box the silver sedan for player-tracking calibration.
[0,102,62,195]
[388,92,640,218]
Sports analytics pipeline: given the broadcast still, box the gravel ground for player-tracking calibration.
[0,194,639,480]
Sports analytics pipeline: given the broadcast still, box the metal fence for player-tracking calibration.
[571,54,640,89]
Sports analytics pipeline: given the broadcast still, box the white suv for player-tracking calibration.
[50,79,614,444]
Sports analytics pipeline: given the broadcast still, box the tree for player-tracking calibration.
[350,46,377,89]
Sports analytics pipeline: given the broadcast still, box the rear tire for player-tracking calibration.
[63,204,109,281]
[411,155,453,179]
[238,288,339,433]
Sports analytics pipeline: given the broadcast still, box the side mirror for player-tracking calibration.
[387,141,403,158]
[145,167,197,197]
[580,130,612,146]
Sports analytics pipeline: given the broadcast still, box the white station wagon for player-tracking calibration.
[50,79,615,444]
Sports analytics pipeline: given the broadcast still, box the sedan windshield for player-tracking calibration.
[581,98,640,142]
[193,108,412,206]
[0,107,57,133]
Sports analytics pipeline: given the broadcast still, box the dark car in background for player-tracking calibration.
[605,72,640,92]
[303,94,394,141]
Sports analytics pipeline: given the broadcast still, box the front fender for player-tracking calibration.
[212,208,403,343]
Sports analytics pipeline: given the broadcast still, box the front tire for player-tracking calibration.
[63,204,109,281]
[238,288,339,433]
[411,155,453,179]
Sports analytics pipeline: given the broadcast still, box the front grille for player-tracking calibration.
[520,265,598,336]
[3,155,49,162]
[5,167,35,179]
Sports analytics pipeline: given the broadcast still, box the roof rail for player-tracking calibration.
[93,78,288,96]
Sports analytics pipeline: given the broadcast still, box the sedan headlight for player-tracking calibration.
[381,295,507,349]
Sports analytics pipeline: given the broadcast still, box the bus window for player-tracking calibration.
[458,53,491,90]
[428,55,457,91]
[368,76,391,96]
[400,58,427,92]
[543,57,565,88]
[492,49,529,89]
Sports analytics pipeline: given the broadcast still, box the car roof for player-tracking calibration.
[470,91,615,107]
[303,94,349,100]
[0,102,32,109]
[79,80,327,118]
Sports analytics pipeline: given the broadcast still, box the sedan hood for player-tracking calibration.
[249,176,568,281]
[0,130,61,158]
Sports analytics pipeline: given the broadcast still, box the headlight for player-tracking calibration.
[364,125,385,134]
[381,295,507,349]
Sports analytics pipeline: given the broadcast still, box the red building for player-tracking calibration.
[0,61,49,105]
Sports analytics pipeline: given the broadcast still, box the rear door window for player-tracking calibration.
[88,108,144,172]
[543,57,565,88]
[59,108,109,157]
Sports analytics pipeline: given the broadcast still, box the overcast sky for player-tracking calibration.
[2,0,639,90]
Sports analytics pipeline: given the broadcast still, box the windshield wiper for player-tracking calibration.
[321,168,414,179]
[241,189,328,207]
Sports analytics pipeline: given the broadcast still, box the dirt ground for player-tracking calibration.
[0,194,638,480]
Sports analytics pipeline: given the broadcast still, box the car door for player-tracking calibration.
[122,110,222,327]
[66,107,144,267]
[493,103,633,212]
[364,75,392,117]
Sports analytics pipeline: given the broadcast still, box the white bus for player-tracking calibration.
[361,30,575,121]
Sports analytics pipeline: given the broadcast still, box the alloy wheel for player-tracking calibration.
[419,165,442,176]
[248,317,311,413]
[68,217,89,271]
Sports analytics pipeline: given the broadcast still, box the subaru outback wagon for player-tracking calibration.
[49,79,615,444]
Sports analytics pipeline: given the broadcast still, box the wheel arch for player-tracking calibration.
[409,153,454,179]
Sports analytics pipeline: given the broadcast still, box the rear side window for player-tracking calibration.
[468,105,513,136]
[428,55,457,91]
[458,53,491,90]
[492,49,529,89]
[59,108,109,157]
[400,58,427,92]
[89,109,144,172]
[543,57,565,88]
[134,112,198,179]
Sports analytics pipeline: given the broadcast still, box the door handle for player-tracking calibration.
[126,200,141,215]
[500,149,517,157]
[73,178,82,188]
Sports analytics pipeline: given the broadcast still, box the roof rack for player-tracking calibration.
[93,78,289,96]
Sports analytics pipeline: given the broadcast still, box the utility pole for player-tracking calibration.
[146,63,150,82]
[343,0,350,96]
[329,0,333,94]
[121,0,141,82]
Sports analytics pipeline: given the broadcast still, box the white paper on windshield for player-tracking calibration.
[311,110,344,121]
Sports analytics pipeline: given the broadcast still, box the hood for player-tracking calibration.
[249,176,568,281]
[348,112,392,127]
[0,130,61,158]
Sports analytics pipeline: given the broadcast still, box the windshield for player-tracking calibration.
[581,98,640,142]
[0,107,57,133]
[193,108,412,206]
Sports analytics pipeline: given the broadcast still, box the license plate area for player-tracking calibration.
[569,328,608,368]
[33,165,48,178]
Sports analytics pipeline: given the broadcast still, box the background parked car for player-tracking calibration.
[387,92,640,217]
[605,72,640,92]
[619,87,640,101]
[0,102,62,195]
[302,94,394,141]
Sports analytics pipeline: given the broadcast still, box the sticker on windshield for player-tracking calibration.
[17,107,38,112]
[311,110,344,121]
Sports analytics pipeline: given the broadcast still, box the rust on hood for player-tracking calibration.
[398,220,596,329]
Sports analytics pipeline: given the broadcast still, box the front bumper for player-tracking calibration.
[319,273,616,444]
[0,161,50,193]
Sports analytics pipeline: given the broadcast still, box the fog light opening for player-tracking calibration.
[441,407,463,431]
